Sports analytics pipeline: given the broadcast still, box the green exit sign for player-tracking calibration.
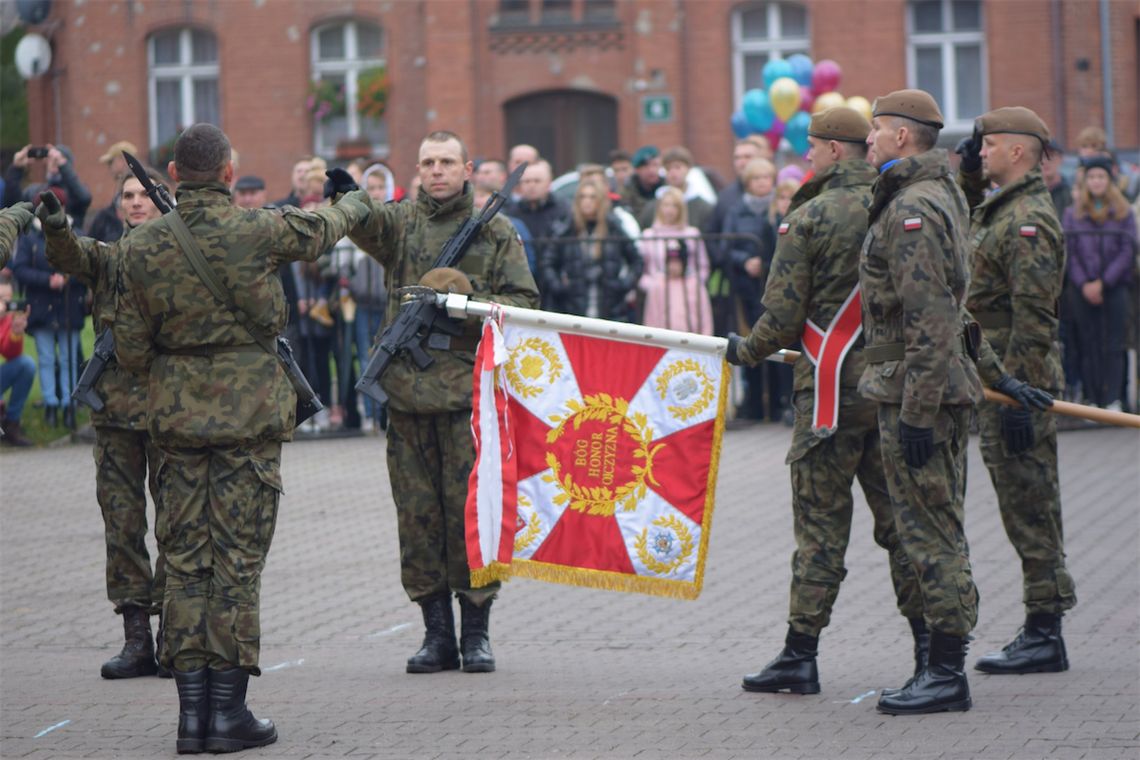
[642,95,674,124]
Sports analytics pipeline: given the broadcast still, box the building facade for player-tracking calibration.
[13,0,1139,204]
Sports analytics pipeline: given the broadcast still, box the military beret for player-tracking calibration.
[420,267,473,295]
[808,106,871,143]
[976,107,1050,144]
[632,145,660,168]
[871,89,944,129]
[233,175,266,191]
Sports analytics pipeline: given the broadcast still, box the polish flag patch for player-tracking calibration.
[1019,225,1037,237]
[778,222,790,235]
[903,217,923,231]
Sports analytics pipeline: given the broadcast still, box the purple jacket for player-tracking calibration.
[1061,206,1137,289]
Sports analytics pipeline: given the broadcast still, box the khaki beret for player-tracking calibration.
[871,89,944,129]
[808,106,871,143]
[976,107,1050,143]
[420,267,473,295]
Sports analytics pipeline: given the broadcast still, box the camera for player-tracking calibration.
[27,147,49,159]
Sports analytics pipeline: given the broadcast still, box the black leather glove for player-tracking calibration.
[1000,406,1035,455]
[955,126,982,173]
[35,190,67,230]
[992,373,1053,412]
[5,201,34,233]
[323,167,359,198]
[725,332,745,366]
[898,420,934,469]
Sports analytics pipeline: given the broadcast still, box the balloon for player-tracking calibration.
[787,54,814,87]
[846,95,873,122]
[811,91,846,114]
[811,59,842,94]
[762,58,794,90]
[769,77,802,122]
[731,110,752,139]
[764,118,786,150]
[799,86,815,115]
[785,111,812,155]
[742,88,775,133]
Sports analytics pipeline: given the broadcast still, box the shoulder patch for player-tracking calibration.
[778,222,790,235]
[903,217,922,232]
[1018,225,1037,237]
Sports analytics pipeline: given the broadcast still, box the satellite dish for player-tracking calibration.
[16,0,52,25]
[15,34,52,79]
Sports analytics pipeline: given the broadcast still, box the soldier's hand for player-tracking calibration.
[324,168,359,198]
[725,332,746,366]
[6,201,35,233]
[898,420,934,469]
[955,124,983,172]
[420,267,473,295]
[35,190,67,231]
[992,373,1053,411]
[1000,406,1035,455]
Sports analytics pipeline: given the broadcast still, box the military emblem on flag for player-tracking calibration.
[466,316,728,599]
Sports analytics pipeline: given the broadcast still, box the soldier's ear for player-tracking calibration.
[167,162,179,183]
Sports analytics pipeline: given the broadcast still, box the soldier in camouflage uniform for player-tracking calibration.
[343,130,539,675]
[726,107,923,695]
[955,107,1075,675]
[40,168,170,680]
[0,202,34,266]
[113,124,371,755]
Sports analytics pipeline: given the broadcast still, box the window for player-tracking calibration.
[907,0,986,131]
[499,0,531,25]
[148,28,220,150]
[583,0,616,22]
[541,0,573,24]
[310,20,387,157]
[731,3,810,108]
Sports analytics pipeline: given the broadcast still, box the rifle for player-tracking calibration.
[355,162,526,405]
[71,328,115,411]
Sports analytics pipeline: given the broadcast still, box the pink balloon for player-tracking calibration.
[799,86,815,114]
[812,59,842,95]
[765,118,786,148]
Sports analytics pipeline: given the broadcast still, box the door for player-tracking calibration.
[504,90,618,175]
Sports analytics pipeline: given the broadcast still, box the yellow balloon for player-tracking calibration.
[811,91,845,114]
[846,96,873,122]
[769,77,802,122]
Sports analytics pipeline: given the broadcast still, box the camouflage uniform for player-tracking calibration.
[737,159,922,636]
[43,224,165,614]
[114,181,371,672]
[0,204,34,267]
[859,149,985,638]
[959,167,1076,615]
[350,184,539,604]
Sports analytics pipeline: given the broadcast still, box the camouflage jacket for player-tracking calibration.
[958,168,1065,391]
[44,224,147,430]
[0,207,24,267]
[349,184,539,414]
[859,149,983,427]
[114,182,371,447]
[737,159,877,392]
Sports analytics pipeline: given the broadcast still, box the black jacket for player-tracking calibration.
[507,194,571,243]
[721,197,776,323]
[12,231,88,331]
[539,213,643,321]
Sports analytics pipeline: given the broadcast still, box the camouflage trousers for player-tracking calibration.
[387,408,498,605]
[155,441,282,674]
[977,404,1076,615]
[877,404,978,637]
[785,391,923,637]
[94,425,165,614]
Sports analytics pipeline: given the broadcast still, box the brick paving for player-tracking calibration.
[1,421,1137,759]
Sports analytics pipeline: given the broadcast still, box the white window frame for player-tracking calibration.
[730,3,810,111]
[310,20,388,157]
[905,0,988,133]
[147,28,220,150]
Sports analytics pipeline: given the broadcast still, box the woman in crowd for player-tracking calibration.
[638,187,713,334]
[539,179,642,321]
[1061,156,1137,411]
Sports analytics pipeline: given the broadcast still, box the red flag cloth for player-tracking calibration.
[466,319,728,599]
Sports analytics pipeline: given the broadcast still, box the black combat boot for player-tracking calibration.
[101,606,158,679]
[877,629,971,715]
[881,617,930,696]
[741,628,820,694]
[406,594,460,673]
[458,595,495,673]
[204,667,277,753]
[974,612,1068,674]
[173,667,208,754]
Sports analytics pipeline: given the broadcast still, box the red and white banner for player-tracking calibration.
[466,317,728,599]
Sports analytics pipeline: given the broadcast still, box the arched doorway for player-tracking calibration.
[504,90,618,175]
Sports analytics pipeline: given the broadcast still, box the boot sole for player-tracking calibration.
[741,681,820,694]
[203,731,277,753]
[461,662,496,673]
[406,660,460,674]
[176,738,205,754]
[974,660,1068,674]
[876,697,972,715]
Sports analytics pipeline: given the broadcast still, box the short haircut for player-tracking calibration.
[173,123,231,182]
[839,141,869,160]
[423,130,468,162]
[662,146,695,168]
[891,116,939,151]
[480,158,507,173]
[740,135,771,153]
[608,149,632,164]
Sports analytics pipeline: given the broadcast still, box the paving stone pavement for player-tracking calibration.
[1,421,1137,760]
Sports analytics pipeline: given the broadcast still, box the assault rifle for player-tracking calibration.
[355,162,526,405]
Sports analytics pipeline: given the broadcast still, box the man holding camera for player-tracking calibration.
[3,144,92,230]
[0,272,35,446]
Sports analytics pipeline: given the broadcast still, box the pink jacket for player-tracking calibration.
[637,224,714,334]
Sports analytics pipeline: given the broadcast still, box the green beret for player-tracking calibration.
[808,106,871,143]
[871,89,944,130]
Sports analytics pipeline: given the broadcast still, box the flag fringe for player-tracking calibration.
[470,561,514,589]
[511,559,703,600]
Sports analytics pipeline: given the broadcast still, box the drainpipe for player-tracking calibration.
[1050,0,1065,146]
[1098,0,1114,145]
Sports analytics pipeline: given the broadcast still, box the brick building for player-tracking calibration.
[11,0,1139,204]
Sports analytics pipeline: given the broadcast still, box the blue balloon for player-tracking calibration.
[731,110,752,139]
[784,111,812,155]
[742,89,775,133]
[762,58,794,90]
[787,54,814,87]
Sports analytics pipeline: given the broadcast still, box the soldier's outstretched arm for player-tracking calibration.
[271,189,374,265]
[0,202,34,267]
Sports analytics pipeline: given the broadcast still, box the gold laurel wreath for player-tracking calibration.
[513,495,541,553]
[504,338,564,399]
[542,393,663,517]
[634,515,695,575]
[654,359,716,422]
